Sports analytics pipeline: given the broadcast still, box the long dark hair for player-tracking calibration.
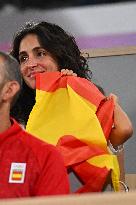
[10,21,92,125]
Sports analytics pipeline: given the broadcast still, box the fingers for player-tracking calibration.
[61,69,77,77]
[110,93,118,103]
[107,93,119,104]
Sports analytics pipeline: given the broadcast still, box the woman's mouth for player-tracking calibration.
[27,71,45,78]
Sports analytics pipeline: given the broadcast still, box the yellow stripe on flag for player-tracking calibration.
[12,173,22,179]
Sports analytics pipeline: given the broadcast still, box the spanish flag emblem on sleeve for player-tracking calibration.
[26,72,120,192]
[9,163,26,183]
[11,171,23,181]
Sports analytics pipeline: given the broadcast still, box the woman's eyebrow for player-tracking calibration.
[19,47,44,56]
[33,47,43,51]
[19,51,26,57]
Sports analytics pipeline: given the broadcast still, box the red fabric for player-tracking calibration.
[73,161,109,192]
[57,135,108,167]
[57,136,109,192]
[36,72,104,107]
[96,98,114,139]
[0,119,69,198]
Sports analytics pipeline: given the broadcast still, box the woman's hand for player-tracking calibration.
[61,69,77,77]
[107,93,119,105]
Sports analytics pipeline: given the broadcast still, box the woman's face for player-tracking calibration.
[19,34,59,89]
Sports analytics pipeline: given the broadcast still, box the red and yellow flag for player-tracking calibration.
[26,72,120,192]
[11,171,23,181]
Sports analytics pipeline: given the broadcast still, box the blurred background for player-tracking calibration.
[0,0,136,49]
[0,0,136,9]
[0,0,135,9]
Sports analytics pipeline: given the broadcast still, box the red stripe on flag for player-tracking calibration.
[12,177,22,180]
[57,135,108,166]
[12,171,22,175]
[96,99,114,139]
[68,77,104,107]
[36,72,105,107]
[73,161,109,192]
[57,135,110,192]
[36,72,67,91]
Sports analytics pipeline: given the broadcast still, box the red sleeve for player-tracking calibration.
[34,144,70,196]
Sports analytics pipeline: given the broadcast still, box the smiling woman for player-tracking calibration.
[18,34,59,89]
[10,21,90,125]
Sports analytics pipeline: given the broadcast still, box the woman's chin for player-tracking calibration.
[25,80,36,90]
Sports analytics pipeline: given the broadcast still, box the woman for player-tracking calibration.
[10,21,91,124]
[10,21,133,192]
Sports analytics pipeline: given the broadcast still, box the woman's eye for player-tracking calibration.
[19,55,28,63]
[37,50,46,57]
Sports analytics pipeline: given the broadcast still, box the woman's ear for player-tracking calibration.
[2,81,20,102]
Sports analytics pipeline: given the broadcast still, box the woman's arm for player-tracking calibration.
[108,93,133,147]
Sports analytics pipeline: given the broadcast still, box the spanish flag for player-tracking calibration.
[26,72,120,192]
[11,171,23,181]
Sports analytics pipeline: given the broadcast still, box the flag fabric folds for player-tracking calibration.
[26,72,120,192]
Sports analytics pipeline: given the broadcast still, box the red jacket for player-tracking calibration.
[0,119,69,198]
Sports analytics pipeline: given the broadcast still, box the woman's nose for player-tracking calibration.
[26,56,38,68]
[21,57,38,74]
